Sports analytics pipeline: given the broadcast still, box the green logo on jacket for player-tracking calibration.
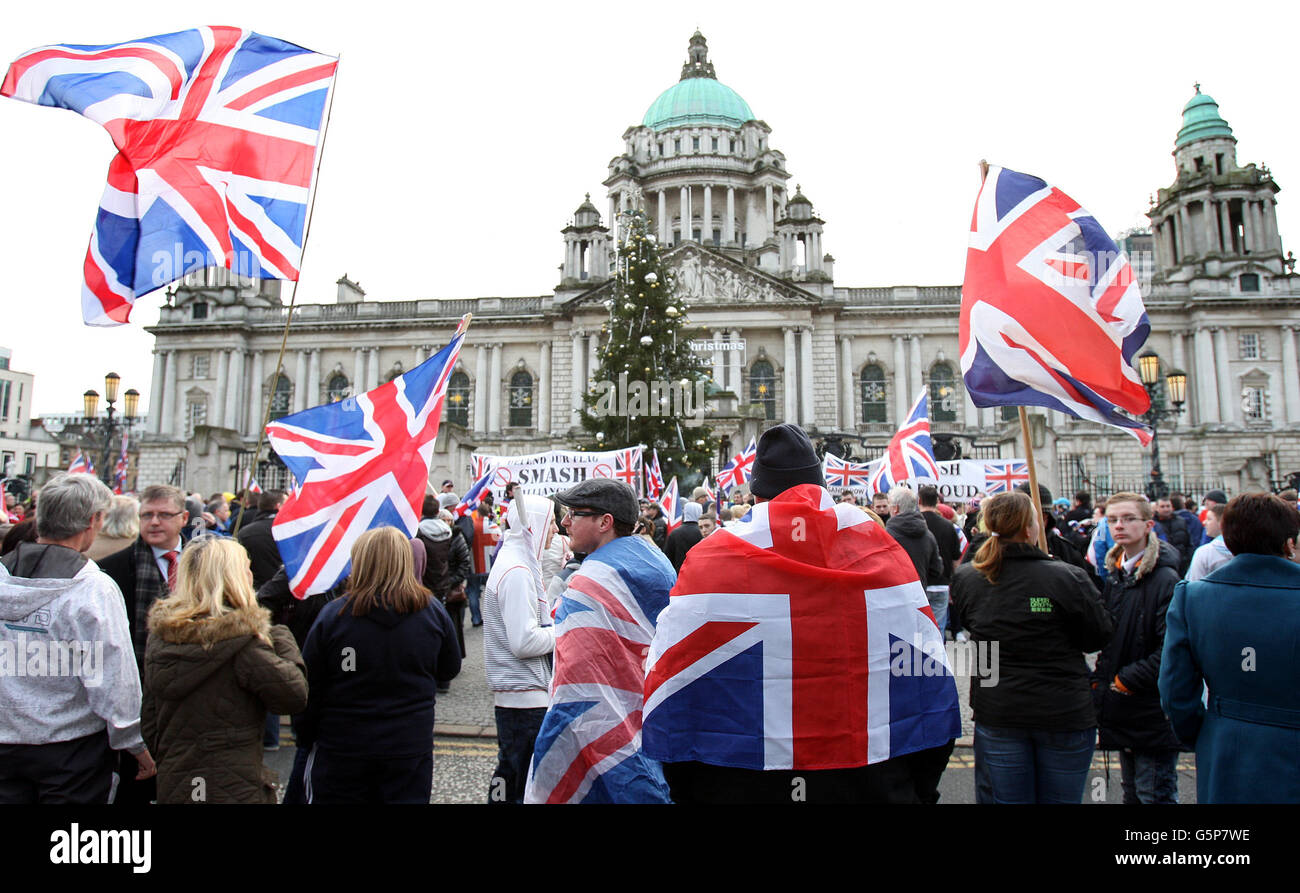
[1028,597,1053,613]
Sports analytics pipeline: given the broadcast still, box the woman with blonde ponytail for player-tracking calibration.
[952,491,1114,804]
[142,536,308,803]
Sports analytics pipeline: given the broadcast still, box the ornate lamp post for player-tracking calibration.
[82,372,139,486]
[1136,349,1187,500]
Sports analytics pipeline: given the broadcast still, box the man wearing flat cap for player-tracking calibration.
[523,478,676,804]
[643,423,962,803]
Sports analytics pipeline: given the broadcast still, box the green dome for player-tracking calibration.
[643,76,754,131]
[1175,86,1233,148]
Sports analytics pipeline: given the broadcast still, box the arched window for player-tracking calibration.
[268,374,291,421]
[750,360,776,420]
[860,365,886,423]
[446,371,470,427]
[929,363,957,423]
[326,373,349,403]
[508,371,533,428]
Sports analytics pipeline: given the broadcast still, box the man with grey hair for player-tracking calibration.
[884,486,944,591]
[0,473,155,803]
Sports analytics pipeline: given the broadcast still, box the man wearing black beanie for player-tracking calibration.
[643,423,961,804]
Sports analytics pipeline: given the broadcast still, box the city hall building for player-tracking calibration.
[135,33,1300,501]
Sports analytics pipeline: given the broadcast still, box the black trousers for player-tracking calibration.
[0,730,117,805]
[305,745,433,804]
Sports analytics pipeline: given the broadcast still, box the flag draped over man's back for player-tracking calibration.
[960,165,1152,444]
[643,484,960,771]
[2,26,337,326]
[866,390,939,495]
[267,315,470,597]
[525,535,675,804]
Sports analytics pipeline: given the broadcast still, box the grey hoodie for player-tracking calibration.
[0,543,145,752]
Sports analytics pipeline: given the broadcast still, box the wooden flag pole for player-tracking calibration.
[232,55,341,537]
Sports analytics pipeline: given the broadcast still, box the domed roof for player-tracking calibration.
[642,33,754,131]
[1176,84,1233,148]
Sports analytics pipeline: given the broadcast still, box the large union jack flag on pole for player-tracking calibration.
[645,448,665,500]
[960,165,1152,444]
[822,452,874,491]
[643,484,960,771]
[267,315,471,597]
[715,436,757,494]
[2,26,337,326]
[613,447,643,490]
[866,390,940,495]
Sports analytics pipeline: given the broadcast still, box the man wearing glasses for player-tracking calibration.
[99,484,189,804]
[1092,492,1183,804]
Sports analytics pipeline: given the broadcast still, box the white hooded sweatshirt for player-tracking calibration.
[482,494,556,708]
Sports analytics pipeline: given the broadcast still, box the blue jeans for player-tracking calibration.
[925,586,949,637]
[490,706,547,804]
[974,724,1096,804]
[1118,749,1179,804]
[466,574,486,626]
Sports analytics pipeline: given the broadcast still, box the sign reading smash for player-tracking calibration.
[826,458,1031,500]
[471,447,645,500]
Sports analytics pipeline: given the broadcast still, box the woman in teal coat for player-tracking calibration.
[1159,492,1300,803]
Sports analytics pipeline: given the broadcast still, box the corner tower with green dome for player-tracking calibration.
[600,32,831,290]
[1148,84,1287,297]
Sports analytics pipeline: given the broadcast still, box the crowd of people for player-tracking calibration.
[1,433,1298,805]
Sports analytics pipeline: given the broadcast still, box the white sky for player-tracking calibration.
[3,0,1296,415]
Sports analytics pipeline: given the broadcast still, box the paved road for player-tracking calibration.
[264,627,1197,804]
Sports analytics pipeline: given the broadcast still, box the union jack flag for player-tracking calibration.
[454,470,492,519]
[645,449,665,500]
[525,534,675,804]
[983,461,1030,494]
[961,165,1152,445]
[613,447,643,489]
[643,484,960,771]
[657,477,680,535]
[866,390,939,495]
[822,452,873,490]
[241,470,264,495]
[112,433,129,494]
[267,315,470,597]
[67,451,94,475]
[2,27,337,326]
[715,436,757,493]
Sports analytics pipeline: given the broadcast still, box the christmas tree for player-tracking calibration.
[577,208,715,486]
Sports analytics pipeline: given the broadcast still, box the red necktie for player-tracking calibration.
[163,550,179,591]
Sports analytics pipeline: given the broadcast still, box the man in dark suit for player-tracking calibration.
[98,483,189,803]
[235,490,287,589]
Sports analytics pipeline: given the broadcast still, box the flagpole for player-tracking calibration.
[979,159,1047,553]
[233,54,342,537]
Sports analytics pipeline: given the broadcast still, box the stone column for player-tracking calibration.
[293,350,308,413]
[161,350,178,438]
[306,349,320,411]
[1194,327,1219,425]
[724,187,735,243]
[148,350,165,435]
[702,185,712,244]
[587,335,598,390]
[1218,201,1234,254]
[1179,205,1195,258]
[1213,327,1235,425]
[783,327,798,423]
[908,335,924,410]
[765,183,774,237]
[475,344,489,432]
[679,187,687,241]
[712,330,724,388]
[608,195,617,241]
[353,347,366,394]
[839,335,854,429]
[213,349,229,427]
[799,328,815,427]
[730,328,743,396]
[1241,201,1255,253]
[248,350,264,436]
[892,335,908,423]
[569,332,583,429]
[1203,200,1219,254]
[367,348,380,391]
[487,344,503,434]
[1170,331,1186,379]
[810,232,821,272]
[658,190,667,243]
[538,341,551,434]
[225,349,243,430]
[1281,326,1300,426]
[964,385,979,431]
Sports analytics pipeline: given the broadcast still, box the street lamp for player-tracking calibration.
[81,372,139,487]
[1136,349,1187,500]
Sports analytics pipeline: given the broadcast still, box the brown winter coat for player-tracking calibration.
[142,604,308,804]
